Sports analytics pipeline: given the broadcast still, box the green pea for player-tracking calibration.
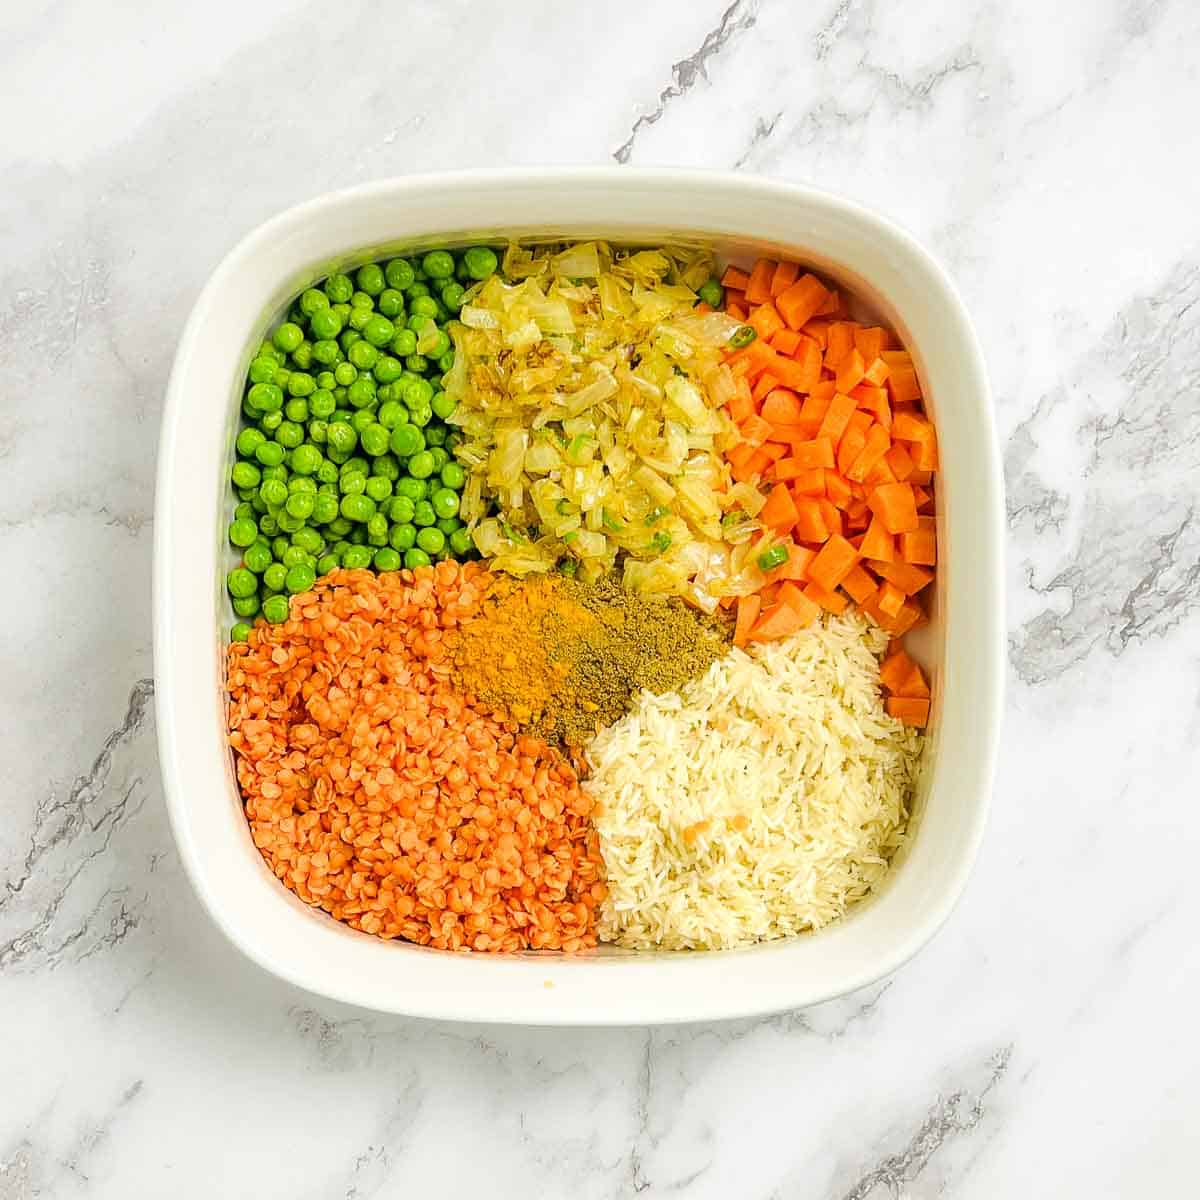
[283,563,315,594]
[316,552,340,576]
[253,440,284,468]
[407,450,435,479]
[234,501,256,523]
[349,410,375,435]
[366,513,390,546]
[247,357,278,385]
[287,444,319,476]
[436,350,455,374]
[287,371,314,398]
[233,593,261,618]
[230,621,252,643]
[396,477,427,502]
[257,478,285,508]
[230,461,260,490]
[229,518,257,548]
[348,338,378,370]
[243,542,273,574]
[310,308,343,341]
[341,494,376,522]
[389,522,417,551]
[440,282,466,311]
[259,562,284,592]
[346,377,376,409]
[409,295,439,321]
[366,546,397,571]
[390,328,418,357]
[227,567,258,598]
[333,361,357,386]
[326,422,357,456]
[312,339,340,365]
[258,514,279,537]
[431,390,457,420]
[275,421,303,450]
[385,259,415,290]
[412,499,436,527]
[340,473,366,496]
[438,461,466,491]
[388,423,424,457]
[424,424,447,448]
[405,354,429,374]
[449,528,473,556]
[310,390,336,420]
[348,526,367,545]
[312,493,340,525]
[373,453,400,482]
[373,355,403,384]
[327,516,353,538]
[356,263,385,295]
[417,526,445,554]
[273,322,303,353]
[404,547,432,569]
[324,273,354,303]
[360,423,390,456]
[362,314,395,347]
[288,475,317,495]
[291,343,314,370]
[247,382,284,413]
[420,250,453,280]
[272,367,291,389]
[292,527,324,555]
[376,288,404,319]
[431,487,460,520]
[388,495,416,524]
[342,545,374,569]
[262,595,290,624]
[428,448,449,472]
[365,476,392,502]
[300,288,330,317]
[284,399,310,425]
[236,427,266,458]
[284,492,314,521]
[463,246,498,280]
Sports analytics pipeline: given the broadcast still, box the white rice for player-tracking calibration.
[586,612,923,950]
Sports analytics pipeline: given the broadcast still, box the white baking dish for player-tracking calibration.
[154,168,1002,1024]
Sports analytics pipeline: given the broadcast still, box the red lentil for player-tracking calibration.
[226,562,606,952]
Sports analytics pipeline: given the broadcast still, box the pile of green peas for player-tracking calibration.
[226,245,501,641]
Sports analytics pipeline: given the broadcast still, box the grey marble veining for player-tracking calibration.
[2,1,1197,1196]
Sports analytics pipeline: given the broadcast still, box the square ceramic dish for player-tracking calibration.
[154,168,1003,1024]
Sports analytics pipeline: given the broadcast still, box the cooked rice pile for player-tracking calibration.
[587,612,922,950]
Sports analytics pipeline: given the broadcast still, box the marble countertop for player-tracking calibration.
[3,1,1197,1195]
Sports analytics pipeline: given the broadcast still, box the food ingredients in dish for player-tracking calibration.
[587,612,919,950]
[225,249,489,635]
[442,572,733,749]
[444,242,745,603]
[227,563,606,952]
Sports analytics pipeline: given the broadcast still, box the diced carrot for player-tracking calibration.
[758,582,781,608]
[759,441,788,464]
[788,466,826,496]
[816,391,857,444]
[781,437,834,469]
[877,581,906,618]
[799,389,832,428]
[884,441,915,481]
[886,363,923,405]
[776,273,830,330]
[846,424,892,483]
[807,534,860,592]
[760,483,799,531]
[899,516,937,565]
[841,563,878,603]
[721,265,750,291]
[869,559,933,595]
[777,579,820,624]
[730,447,773,482]
[749,597,816,642]
[824,470,853,509]
[727,384,757,426]
[863,356,890,386]
[792,497,829,543]
[864,457,898,487]
[825,321,857,367]
[861,515,894,562]
[803,581,848,614]
[815,289,842,317]
[733,593,761,647]
[846,409,873,435]
[767,422,816,447]
[867,482,919,534]
[727,301,748,322]
[770,260,800,297]
[748,302,786,342]
[835,347,866,393]
[879,649,917,693]
[802,319,830,349]
[745,258,777,305]
[770,328,802,356]
[752,371,781,404]
[765,544,815,584]
[888,600,924,636]
[817,499,843,538]
[851,384,891,429]
[725,441,758,471]
[886,696,929,727]
[892,411,935,444]
[854,326,886,361]
[908,469,933,487]
[836,422,868,477]
[740,413,775,447]
[895,662,931,699]
[789,337,823,393]
[727,338,774,380]
[844,496,871,530]
[761,388,805,425]
[913,484,934,512]
[881,350,914,369]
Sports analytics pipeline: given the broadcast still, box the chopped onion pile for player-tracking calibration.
[444,242,761,608]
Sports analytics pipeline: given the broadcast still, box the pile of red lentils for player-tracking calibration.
[226,563,606,952]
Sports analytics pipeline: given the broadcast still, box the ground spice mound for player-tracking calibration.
[226,563,606,953]
[443,574,734,748]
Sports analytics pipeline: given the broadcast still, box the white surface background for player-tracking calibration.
[2,1,1197,1196]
